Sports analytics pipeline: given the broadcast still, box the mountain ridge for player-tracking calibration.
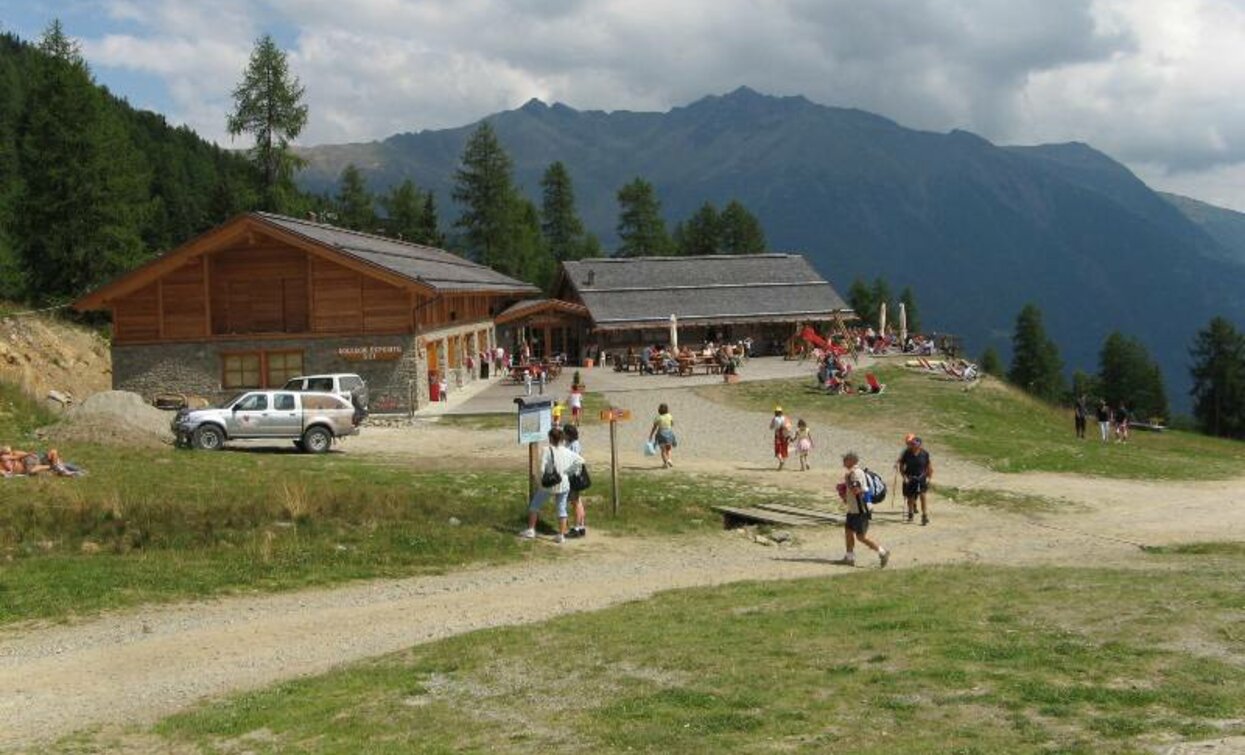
[294,88,1245,410]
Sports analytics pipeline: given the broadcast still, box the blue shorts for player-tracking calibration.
[529,489,570,519]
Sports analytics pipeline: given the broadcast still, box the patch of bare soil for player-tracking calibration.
[0,311,111,409]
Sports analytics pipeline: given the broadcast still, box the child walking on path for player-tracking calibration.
[770,406,792,470]
[793,419,814,471]
[834,451,890,568]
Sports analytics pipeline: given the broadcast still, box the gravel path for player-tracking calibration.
[3,373,1244,751]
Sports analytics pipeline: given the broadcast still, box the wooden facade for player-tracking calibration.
[75,213,539,409]
[82,214,525,346]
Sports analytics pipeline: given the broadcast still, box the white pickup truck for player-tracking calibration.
[172,390,361,452]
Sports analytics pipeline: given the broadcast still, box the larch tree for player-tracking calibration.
[227,34,308,213]
[540,161,596,260]
[381,179,423,241]
[453,122,519,272]
[1007,303,1065,401]
[1189,316,1245,438]
[418,192,445,247]
[677,202,721,256]
[979,347,1003,377]
[335,164,375,231]
[615,177,671,257]
[1097,331,1168,421]
[847,278,875,328]
[718,200,766,254]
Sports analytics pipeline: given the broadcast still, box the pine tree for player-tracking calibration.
[1189,316,1245,438]
[540,161,591,261]
[616,178,671,256]
[718,200,766,254]
[0,33,24,299]
[453,122,519,271]
[1097,332,1168,421]
[847,277,875,328]
[678,202,721,256]
[16,20,149,301]
[899,287,921,333]
[227,34,308,213]
[1007,303,1064,401]
[979,347,1003,377]
[335,164,375,231]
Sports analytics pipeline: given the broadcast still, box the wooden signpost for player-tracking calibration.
[599,407,632,515]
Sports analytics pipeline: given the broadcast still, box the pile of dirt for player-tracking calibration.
[0,310,111,409]
[40,390,175,448]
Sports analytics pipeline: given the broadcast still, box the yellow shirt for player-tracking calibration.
[655,413,674,429]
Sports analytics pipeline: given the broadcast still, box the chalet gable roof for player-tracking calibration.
[556,254,850,329]
[74,212,538,311]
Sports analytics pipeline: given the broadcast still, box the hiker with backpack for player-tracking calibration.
[833,451,891,568]
[898,434,933,525]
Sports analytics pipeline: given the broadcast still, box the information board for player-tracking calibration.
[517,399,553,444]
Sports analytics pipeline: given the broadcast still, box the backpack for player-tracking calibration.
[861,468,887,507]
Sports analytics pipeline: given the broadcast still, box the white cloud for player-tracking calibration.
[68,0,1245,209]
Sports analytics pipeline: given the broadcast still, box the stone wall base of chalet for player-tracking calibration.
[112,321,494,414]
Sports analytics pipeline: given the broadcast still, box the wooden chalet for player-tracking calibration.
[527,254,852,359]
[74,212,538,412]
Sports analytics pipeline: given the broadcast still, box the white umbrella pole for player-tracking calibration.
[899,302,907,342]
[669,314,678,351]
[879,301,887,335]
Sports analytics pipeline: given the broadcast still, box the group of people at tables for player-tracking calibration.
[1,445,84,477]
[613,342,745,376]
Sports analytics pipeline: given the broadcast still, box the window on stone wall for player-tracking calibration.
[265,351,304,387]
[222,353,262,389]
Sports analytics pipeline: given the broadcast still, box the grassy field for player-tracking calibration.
[73,545,1244,754]
[0,428,801,625]
[698,365,1245,479]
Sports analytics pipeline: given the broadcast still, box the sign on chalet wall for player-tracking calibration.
[336,345,403,361]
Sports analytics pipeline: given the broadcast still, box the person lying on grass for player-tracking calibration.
[1,446,85,477]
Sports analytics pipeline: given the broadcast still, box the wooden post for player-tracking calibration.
[610,414,620,516]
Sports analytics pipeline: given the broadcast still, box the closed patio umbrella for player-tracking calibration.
[899,302,907,342]
[669,314,679,350]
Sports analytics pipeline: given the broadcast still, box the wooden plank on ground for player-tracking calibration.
[711,505,828,528]
[754,502,843,523]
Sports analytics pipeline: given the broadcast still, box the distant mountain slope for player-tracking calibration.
[296,88,1245,411]
[1161,192,1245,266]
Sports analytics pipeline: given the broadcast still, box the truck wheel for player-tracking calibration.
[192,425,225,451]
[301,426,332,454]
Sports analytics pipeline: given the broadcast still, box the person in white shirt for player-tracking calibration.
[519,427,584,543]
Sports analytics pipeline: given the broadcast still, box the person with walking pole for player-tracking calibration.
[898,434,933,525]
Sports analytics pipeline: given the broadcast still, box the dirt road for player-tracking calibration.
[2,381,1243,751]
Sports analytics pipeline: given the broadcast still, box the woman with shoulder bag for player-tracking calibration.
[519,427,584,543]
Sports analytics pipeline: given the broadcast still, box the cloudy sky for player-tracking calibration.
[5,0,1245,210]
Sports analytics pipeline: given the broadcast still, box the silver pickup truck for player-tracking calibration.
[172,390,361,453]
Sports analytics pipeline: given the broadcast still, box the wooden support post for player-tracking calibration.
[610,414,620,516]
